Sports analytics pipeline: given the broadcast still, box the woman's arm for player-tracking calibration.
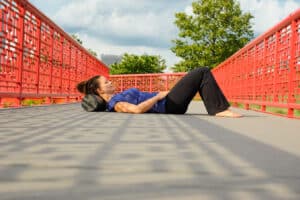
[114,91,168,114]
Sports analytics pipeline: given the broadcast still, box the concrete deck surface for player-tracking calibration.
[0,101,300,200]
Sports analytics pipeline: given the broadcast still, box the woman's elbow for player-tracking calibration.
[115,103,145,114]
[121,106,142,114]
[132,108,143,114]
[130,106,147,114]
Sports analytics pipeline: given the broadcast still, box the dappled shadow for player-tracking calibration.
[184,113,264,118]
[0,104,299,200]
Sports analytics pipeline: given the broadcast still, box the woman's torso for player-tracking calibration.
[107,88,166,113]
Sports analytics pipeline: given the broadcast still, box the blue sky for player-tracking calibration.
[29,0,300,69]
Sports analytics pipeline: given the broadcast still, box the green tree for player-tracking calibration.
[87,48,97,57]
[171,0,254,72]
[70,34,83,45]
[110,53,166,74]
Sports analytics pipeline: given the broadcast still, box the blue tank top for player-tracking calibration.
[107,88,166,113]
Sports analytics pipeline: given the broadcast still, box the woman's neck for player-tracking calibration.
[100,94,113,102]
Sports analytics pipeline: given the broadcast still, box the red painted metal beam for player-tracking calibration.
[0,0,109,107]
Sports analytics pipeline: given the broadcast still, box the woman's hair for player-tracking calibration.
[77,75,100,95]
[76,75,107,112]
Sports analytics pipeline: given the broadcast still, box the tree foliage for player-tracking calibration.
[70,34,83,45]
[171,0,254,72]
[110,53,166,75]
[87,48,97,57]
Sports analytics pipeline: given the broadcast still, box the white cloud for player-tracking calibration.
[53,0,179,46]
[29,0,300,68]
[48,0,191,67]
[239,0,299,34]
[80,33,181,72]
[184,5,193,16]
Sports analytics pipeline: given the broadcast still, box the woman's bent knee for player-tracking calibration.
[188,66,210,78]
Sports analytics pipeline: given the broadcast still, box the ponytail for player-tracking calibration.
[76,80,87,94]
[76,75,100,95]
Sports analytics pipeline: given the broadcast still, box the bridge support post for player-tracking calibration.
[245,103,250,110]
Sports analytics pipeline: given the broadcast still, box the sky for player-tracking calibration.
[29,0,300,69]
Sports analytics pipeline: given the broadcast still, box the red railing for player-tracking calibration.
[0,0,109,107]
[110,72,186,93]
[213,8,300,118]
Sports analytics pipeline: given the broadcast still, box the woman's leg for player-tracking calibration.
[165,67,230,115]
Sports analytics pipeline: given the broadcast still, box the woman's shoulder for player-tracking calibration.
[120,88,140,95]
[125,88,140,92]
[110,88,139,100]
[107,88,140,111]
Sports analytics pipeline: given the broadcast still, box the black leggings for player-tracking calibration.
[165,67,230,115]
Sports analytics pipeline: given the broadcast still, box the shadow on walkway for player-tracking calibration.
[0,102,299,200]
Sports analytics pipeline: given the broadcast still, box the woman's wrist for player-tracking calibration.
[153,95,160,101]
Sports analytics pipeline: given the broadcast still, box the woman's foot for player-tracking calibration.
[215,109,242,118]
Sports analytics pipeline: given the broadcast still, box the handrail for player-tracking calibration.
[212,8,300,118]
[110,72,186,93]
[0,0,109,107]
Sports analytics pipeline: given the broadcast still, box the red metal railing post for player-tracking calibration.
[150,76,152,92]
[75,49,78,95]
[273,31,279,103]
[49,28,53,101]
[121,76,123,91]
[59,35,63,96]
[235,58,238,102]
[287,20,297,117]
[253,45,257,107]
[85,52,87,79]
[262,38,267,112]
[245,49,250,110]
[166,75,169,91]
[17,1,25,107]
[68,41,71,101]
[36,17,41,96]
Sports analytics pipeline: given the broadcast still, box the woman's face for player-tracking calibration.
[97,76,115,95]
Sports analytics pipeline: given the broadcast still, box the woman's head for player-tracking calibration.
[77,75,115,112]
[76,75,115,96]
[97,76,115,95]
